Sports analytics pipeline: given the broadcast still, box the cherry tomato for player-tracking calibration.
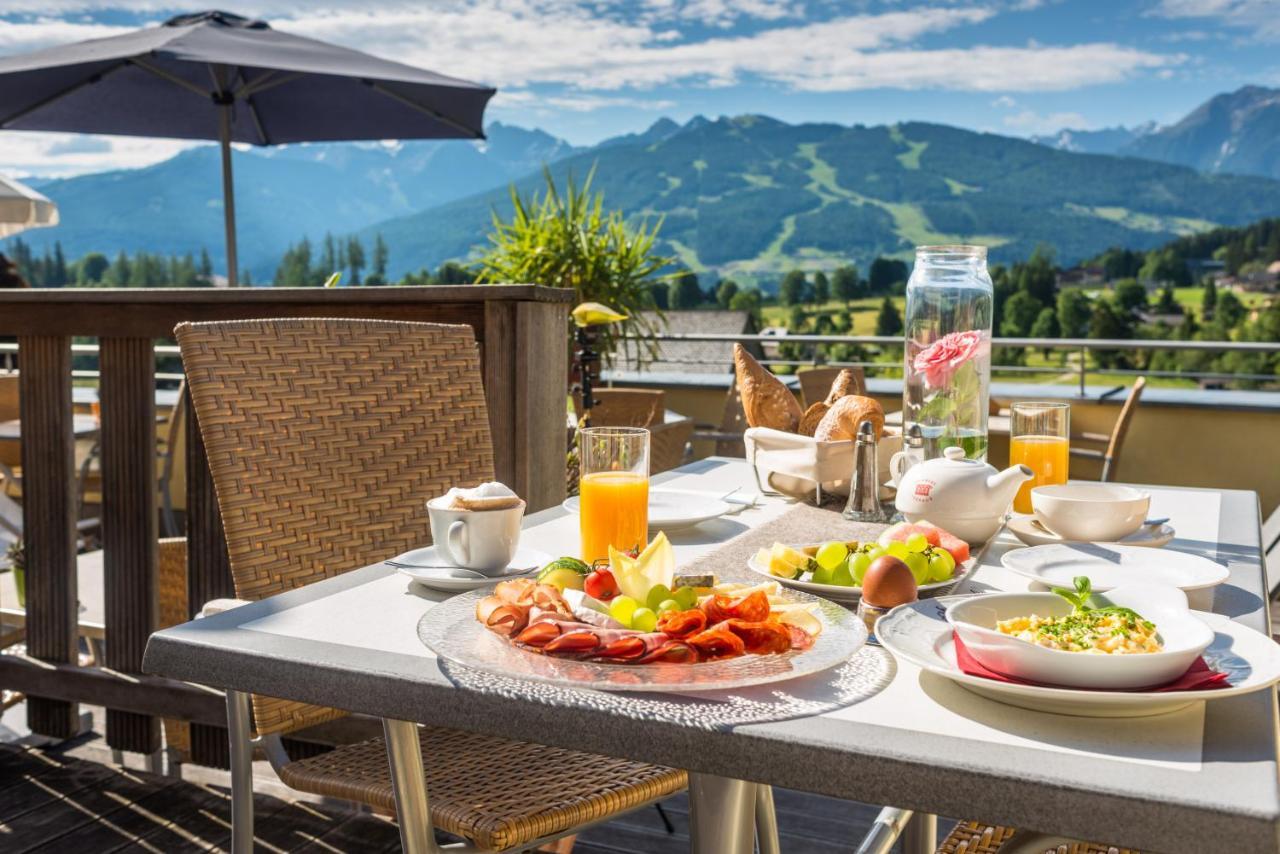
[584,567,620,601]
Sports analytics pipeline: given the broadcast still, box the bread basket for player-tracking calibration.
[744,427,902,502]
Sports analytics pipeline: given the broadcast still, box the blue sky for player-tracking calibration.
[0,0,1276,176]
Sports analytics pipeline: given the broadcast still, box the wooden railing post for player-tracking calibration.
[18,335,78,738]
[184,392,234,768]
[100,338,159,753]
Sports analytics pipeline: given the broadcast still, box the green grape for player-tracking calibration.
[927,550,956,582]
[830,560,855,587]
[815,541,849,571]
[657,598,681,614]
[645,584,672,612]
[673,586,698,610]
[630,607,658,633]
[609,595,638,626]
[850,552,872,584]
[811,561,835,585]
[905,533,929,553]
[866,547,887,561]
[903,552,930,584]
[886,541,909,560]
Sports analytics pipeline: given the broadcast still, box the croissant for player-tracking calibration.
[813,395,884,442]
[734,343,801,432]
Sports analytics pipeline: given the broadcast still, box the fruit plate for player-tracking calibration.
[418,585,867,693]
[745,545,974,604]
[877,596,1280,717]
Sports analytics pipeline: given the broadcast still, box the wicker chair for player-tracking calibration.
[1069,377,1146,483]
[797,366,866,407]
[175,318,688,853]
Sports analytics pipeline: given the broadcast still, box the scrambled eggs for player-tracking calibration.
[996,609,1162,654]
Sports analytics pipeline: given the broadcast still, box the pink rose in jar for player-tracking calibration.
[912,330,986,390]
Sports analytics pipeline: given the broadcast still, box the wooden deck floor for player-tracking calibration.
[0,732,906,853]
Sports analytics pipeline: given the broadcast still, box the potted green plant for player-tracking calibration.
[4,538,23,608]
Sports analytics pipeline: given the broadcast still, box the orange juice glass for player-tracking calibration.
[1010,402,1070,514]
[578,426,649,564]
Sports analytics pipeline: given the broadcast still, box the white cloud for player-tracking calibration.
[0,131,196,178]
[1002,109,1089,134]
[492,90,676,112]
[991,95,1017,107]
[0,18,137,53]
[1151,0,1280,41]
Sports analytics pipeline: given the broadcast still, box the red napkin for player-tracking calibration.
[952,632,1231,692]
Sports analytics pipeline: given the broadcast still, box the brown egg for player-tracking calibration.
[861,556,918,609]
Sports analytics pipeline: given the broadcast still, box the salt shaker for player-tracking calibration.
[842,420,890,523]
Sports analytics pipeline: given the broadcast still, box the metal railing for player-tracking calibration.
[619,333,1280,394]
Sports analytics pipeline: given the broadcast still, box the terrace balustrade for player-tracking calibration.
[0,285,572,765]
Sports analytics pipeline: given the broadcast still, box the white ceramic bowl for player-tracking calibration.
[1031,483,1150,543]
[945,584,1213,690]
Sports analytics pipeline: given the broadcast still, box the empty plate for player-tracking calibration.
[1001,543,1229,593]
[562,489,736,531]
[388,545,551,592]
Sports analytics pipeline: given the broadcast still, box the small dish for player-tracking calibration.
[389,545,551,592]
[1031,483,1149,542]
[945,585,1213,689]
[1006,515,1175,549]
[1001,543,1229,593]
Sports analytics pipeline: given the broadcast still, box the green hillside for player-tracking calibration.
[364,115,1280,286]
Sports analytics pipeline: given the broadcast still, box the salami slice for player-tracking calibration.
[656,608,707,639]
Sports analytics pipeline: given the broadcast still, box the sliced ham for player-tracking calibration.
[656,608,707,639]
[475,595,529,637]
[544,631,601,654]
[786,624,815,651]
[702,590,771,624]
[636,640,698,664]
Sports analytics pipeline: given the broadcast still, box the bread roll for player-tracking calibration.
[798,402,828,437]
[734,343,802,432]
[813,395,884,442]
[824,369,859,405]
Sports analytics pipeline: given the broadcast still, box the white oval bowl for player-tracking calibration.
[945,584,1213,690]
[1031,483,1150,542]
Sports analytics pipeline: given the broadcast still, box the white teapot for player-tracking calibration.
[894,447,1032,545]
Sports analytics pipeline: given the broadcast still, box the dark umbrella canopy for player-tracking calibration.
[0,10,496,283]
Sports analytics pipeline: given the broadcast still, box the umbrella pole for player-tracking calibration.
[218,102,239,287]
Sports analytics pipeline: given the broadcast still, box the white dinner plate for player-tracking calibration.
[562,489,736,531]
[1006,515,1175,549]
[745,545,973,604]
[877,596,1280,717]
[388,545,552,593]
[1001,543,1228,593]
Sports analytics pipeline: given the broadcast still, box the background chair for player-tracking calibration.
[797,365,866,406]
[578,387,664,427]
[176,317,687,853]
[1069,377,1146,482]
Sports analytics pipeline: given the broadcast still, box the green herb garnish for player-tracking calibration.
[1051,575,1149,623]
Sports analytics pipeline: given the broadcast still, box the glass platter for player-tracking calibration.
[418,586,868,693]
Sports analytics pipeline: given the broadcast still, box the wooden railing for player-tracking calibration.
[0,286,572,761]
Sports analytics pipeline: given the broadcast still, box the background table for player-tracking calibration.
[144,459,1279,853]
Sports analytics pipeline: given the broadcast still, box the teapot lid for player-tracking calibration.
[941,446,975,463]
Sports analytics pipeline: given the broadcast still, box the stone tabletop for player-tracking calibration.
[143,458,1279,853]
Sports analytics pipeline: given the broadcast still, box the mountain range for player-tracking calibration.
[1034,86,1280,180]
[8,86,1280,285]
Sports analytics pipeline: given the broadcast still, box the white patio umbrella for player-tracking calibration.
[0,173,59,238]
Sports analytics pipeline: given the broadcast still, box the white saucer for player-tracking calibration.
[877,596,1280,717]
[1001,542,1229,593]
[562,489,736,531]
[1007,515,1175,548]
[389,545,552,593]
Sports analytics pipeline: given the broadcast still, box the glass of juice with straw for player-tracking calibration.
[1010,401,1069,514]
[578,426,649,565]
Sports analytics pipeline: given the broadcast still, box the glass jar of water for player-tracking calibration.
[902,245,993,461]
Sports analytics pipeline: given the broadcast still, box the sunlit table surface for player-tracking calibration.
[144,458,1277,852]
[0,414,99,441]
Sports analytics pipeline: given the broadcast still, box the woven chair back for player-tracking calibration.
[176,318,496,734]
[1102,376,1146,482]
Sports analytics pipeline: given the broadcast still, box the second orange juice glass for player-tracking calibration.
[1010,402,1070,513]
[578,426,649,564]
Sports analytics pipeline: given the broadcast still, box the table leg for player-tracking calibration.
[902,811,937,854]
[688,772,755,854]
[382,718,434,854]
[755,784,781,854]
[226,690,254,854]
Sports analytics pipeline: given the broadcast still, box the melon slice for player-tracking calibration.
[876,522,941,549]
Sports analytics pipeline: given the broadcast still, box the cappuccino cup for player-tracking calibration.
[427,497,525,574]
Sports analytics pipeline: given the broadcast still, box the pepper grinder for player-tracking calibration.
[843,420,890,523]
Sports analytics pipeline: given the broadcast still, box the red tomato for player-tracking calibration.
[584,568,619,601]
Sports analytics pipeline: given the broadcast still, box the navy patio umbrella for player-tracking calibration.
[0,10,495,285]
